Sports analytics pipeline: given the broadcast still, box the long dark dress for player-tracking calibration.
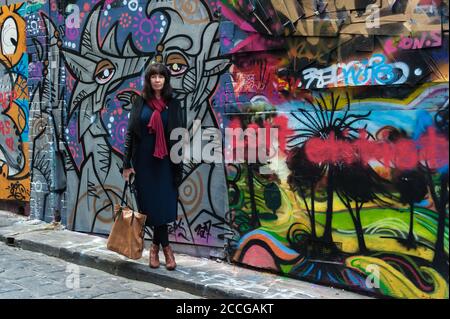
[132,102,178,227]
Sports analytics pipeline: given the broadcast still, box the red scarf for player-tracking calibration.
[146,97,168,159]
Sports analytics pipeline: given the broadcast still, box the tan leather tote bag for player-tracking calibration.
[107,176,146,259]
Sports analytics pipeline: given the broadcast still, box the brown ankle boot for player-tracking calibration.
[162,245,176,270]
[149,244,160,268]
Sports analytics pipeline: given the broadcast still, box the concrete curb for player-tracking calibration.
[0,211,372,299]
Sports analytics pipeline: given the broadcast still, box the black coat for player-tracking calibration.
[122,95,186,188]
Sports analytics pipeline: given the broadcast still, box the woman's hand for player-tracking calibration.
[122,168,136,182]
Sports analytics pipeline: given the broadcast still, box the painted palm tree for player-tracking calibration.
[228,115,262,229]
[287,92,371,249]
[287,146,324,239]
[394,169,428,249]
[228,104,293,230]
[334,162,392,254]
[264,182,282,216]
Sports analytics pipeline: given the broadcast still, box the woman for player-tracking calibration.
[122,63,185,270]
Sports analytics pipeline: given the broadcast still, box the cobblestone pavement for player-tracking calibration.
[0,242,200,299]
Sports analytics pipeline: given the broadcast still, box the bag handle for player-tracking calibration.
[117,173,140,225]
[121,173,138,205]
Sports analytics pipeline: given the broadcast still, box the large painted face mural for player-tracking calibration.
[24,0,448,299]
[145,0,232,248]
[30,0,233,246]
[64,3,150,232]
[0,3,29,202]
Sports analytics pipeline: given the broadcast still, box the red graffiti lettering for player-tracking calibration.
[412,34,427,50]
[398,36,414,50]
[0,120,11,135]
[305,128,448,170]
[430,30,442,47]
[0,91,17,110]
[418,127,449,169]
[227,114,294,161]
[384,31,442,55]
[6,137,14,151]
[384,38,397,55]
[394,139,419,170]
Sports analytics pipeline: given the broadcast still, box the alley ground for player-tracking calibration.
[0,242,200,299]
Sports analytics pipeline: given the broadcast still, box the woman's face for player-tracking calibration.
[150,73,165,93]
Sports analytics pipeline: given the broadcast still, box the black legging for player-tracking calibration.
[152,224,169,247]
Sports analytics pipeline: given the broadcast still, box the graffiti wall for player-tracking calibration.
[27,0,68,223]
[27,0,231,251]
[20,0,448,299]
[0,3,29,204]
[221,0,449,299]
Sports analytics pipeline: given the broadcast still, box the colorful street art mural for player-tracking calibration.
[27,0,231,250]
[0,3,29,203]
[221,0,449,299]
[14,0,450,299]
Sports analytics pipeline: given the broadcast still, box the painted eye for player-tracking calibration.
[94,60,115,84]
[166,53,188,76]
[1,17,18,55]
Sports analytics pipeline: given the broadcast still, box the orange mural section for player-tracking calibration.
[0,3,30,202]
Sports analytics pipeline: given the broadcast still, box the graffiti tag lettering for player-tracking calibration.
[300,54,410,88]
[384,31,442,55]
